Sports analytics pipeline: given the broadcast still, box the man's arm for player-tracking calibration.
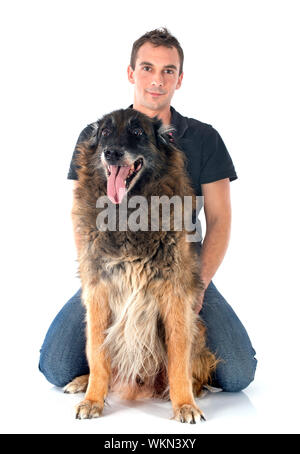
[195,178,232,312]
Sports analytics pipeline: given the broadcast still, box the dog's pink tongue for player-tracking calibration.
[107,165,131,204]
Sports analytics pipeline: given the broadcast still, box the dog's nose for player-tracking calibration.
[104,149,124,162]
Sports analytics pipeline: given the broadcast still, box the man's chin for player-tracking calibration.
[141,97,169,111]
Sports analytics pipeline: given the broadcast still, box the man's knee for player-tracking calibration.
[38,288,87,388]
[216,352,258,393]
[38,349,71,388]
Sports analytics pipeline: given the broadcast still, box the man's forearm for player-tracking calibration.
[199,218,231,290]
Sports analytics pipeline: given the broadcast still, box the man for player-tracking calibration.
[39,28,257,392]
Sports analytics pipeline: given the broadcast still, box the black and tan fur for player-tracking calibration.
[64,108,218,423]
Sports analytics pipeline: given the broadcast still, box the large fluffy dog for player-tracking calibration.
[64,108,218,423]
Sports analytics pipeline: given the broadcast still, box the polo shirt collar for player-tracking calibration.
[127,104,188,139]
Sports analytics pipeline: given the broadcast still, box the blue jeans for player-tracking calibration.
[38,281,257,392]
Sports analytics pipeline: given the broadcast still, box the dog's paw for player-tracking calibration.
[64,375,89,394]
[172,404,206,424]
[75,399,104,419]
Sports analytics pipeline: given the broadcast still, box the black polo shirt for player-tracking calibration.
[67,105,238,197]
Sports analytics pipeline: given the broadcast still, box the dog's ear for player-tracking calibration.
[88,120,102,149]
[152,116,177,148]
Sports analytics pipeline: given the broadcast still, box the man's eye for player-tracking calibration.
[165,69,174,74]
[101,128,112,137]
[131,127,143,136]
[143,66,151,71]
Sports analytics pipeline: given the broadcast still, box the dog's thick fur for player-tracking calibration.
[64,108,218,423]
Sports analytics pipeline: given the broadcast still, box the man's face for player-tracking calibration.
[127,42,183,113]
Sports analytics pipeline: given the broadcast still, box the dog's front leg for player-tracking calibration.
[160,294,206,424]
[76,284,111,419]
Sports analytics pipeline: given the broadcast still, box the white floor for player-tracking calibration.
[2,362,298,434]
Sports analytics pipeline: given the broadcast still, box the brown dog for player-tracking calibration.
[64,108,218,423]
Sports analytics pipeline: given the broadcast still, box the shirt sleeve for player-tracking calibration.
[67,124,95,180]
[199,126,238,184]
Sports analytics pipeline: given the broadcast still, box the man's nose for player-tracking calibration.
[104,149,124,162]
[151,79,163,87]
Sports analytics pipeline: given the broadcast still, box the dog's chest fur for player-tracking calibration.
[99,258,168,388]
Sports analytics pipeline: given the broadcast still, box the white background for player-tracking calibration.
[1,0,299,434]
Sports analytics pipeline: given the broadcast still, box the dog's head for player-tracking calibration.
[84,108,176,204]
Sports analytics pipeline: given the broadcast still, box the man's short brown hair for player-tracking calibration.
[130,27,184,76]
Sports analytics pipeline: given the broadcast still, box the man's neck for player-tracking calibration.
[132,102,171,126]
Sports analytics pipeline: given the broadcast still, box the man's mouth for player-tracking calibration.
[146,90,165,97]
[105,158,144,204]
[148,92,163,97]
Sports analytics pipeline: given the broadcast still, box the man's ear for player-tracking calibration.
[152,116,176,148]
[175,71,183,90]
[127,65,135,85]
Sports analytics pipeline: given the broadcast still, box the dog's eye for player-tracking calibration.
[101,128,112,137]
[131,128,143,136]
